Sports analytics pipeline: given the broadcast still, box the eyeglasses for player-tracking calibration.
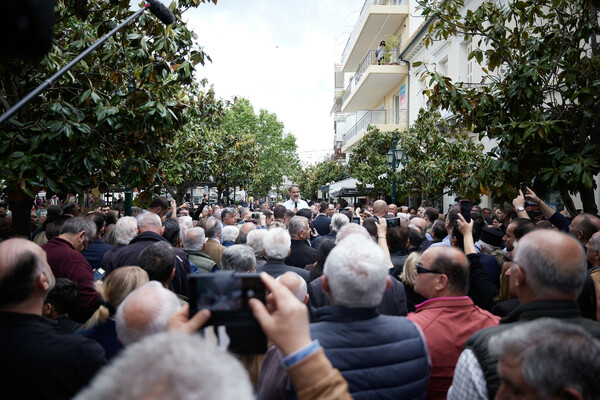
[415,263,443,275]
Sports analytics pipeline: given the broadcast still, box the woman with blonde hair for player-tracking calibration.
[75,266,149,359]
[399,252,427,312]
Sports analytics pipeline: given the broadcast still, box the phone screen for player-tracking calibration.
[386,217,400,228]
[459,200,471,223]
[352,216,361,224]
[520,182,527,195]
[189,272,267,354]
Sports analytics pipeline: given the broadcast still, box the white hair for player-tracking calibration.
[184,227,206,252]
[336,224,370,243]
[330,213,349,233]
[114,216,138,246]
[398,213,410,225]
[324,234,388,308]
[276,272,307,303]
[262,228,291,260]
[178,216,193,230]
[246,229,267,257]
[115,281,181,346]
[222,225,239,242]
[73,332,253,400]
[136,212,162,231]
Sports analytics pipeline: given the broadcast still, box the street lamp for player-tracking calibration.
[386,133,405,205]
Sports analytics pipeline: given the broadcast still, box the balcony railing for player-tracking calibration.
[342,108,407,147]
[341,0,408,65]
[342,50,405,107]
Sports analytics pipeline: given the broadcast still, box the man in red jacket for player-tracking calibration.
[408,246,500,399]
[42,216,99,322]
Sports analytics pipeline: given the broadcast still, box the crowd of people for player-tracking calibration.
[1,183,600,399]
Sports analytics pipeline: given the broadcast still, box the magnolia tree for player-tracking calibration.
[416,0,600,214]
[0,0,218,234]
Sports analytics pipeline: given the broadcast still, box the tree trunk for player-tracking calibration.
[580,186,598,215]
[560,186,578,217]
[7,187,34,238]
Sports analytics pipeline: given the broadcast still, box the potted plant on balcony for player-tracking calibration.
[383,34,400,65]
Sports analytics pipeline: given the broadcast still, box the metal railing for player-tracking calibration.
[342,51,405,106]
[341,109,408,147]
[341,0,408,65]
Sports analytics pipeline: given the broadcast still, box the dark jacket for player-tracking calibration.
[256,259,311,284]
[106,231,191,297]
[389,248,409,279]
[466,300,600,399]
[308,275,408,317]
[285,240,317,269]
[310,232,335,250]
[467,253,498,311]
[75,318,123,361]
[82,238,114,270]
[0,312,106,400]
[312,214,331,236]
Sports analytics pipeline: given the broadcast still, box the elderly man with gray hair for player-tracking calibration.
[256,227,311,283]
[311,213,349,250]
[221,245,256,273]
[490,318,600,400]
[42,216,99,322]
[285,216,317,269]
[449,229,600,400]
[115,281,182,346]
[106,212,192,298]
[183,227,217,273]
[247,229,268,268]
[203,217,226,268]
[259,234,430,399]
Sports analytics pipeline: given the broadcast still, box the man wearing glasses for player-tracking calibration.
[407,246,500,400]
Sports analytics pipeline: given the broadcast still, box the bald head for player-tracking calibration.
[0,238,55,311]
[514,230,587,300]
[410,217,427,232]
[373,200,388,218]
[569,213,600,246]
[276,272,308,304]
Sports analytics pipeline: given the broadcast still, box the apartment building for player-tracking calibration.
[332,0,412,161]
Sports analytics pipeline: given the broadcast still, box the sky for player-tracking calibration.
[181,0,361,165]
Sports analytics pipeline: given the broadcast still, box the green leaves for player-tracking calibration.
[415,0,600,212]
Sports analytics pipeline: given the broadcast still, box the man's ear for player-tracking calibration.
[78,231,87,243]
[555,387,584,400]
[287,248,291,257]
[321,275,330,295]
[161,226,166,235]
[435,274,449,291]
[384,276,392,291]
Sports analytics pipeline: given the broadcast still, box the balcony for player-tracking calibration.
[342,50,408,113]
[341,108,407,153]
[341,0,409,73]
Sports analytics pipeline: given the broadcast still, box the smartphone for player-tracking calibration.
[352,216,361,224]
[386,217,400,228]
[93,267,106,281]
[252,212,260,219]
[189,272,267,354]
[459,199,471,223]
[520,182,527,195]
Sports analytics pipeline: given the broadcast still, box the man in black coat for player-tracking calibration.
[0,238,106,400]
[257,227,311,284]
[106,212,191,297]
[285,216,317,269]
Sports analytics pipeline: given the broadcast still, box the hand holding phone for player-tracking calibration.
[249,273,311,356]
